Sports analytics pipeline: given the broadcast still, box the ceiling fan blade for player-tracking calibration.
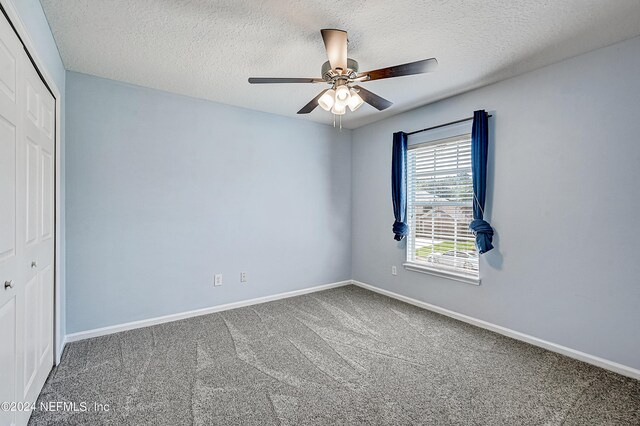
[297,89,329,114]
[353,85,393,111]
[248,77,323,84]
[358,58,438,81]
[320,29,348,72]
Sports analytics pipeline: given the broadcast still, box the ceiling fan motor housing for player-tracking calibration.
[322,58,359,82]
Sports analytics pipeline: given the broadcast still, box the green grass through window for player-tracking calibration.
[416,240,477,257]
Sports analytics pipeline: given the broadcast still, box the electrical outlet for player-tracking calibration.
[391,266,397,276]
[214,274,223,286]
[240,272,247,283]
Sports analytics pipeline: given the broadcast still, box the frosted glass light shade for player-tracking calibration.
[331,102,346,115]
[335,85,350,102]
[318,89,335,111]
[348,90,364,111]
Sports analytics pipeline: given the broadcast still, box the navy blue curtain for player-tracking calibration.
[391,131,409,241]
[469,110,494,254]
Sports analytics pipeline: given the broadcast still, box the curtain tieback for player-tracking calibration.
[393,221,409,241]
[469,219,494,254]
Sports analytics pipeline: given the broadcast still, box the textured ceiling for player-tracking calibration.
[41,0,640,129]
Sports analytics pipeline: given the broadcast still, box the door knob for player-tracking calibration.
[31,261,37,269]
[4,280,13,290]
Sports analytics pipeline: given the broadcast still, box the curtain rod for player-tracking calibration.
[406,114,493,136]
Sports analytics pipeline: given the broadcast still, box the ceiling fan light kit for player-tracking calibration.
[320,81,363,115]
[248,29,438,122]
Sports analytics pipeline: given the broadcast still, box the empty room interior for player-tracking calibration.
[1,0,640,424]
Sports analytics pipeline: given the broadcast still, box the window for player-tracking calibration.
[405,133,479,282]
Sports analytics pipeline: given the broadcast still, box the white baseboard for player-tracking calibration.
[351,280,640,381]
[55,336,66,365]
[64,280,351,343]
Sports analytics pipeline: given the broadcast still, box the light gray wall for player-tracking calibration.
[352,36,640,370]
[61,27,640,372]
[8,0,66,356]
[65,71,351,333]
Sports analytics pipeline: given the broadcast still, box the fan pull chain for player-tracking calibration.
[331,114,343,131]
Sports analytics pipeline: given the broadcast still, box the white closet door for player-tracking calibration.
[0,12,55,426]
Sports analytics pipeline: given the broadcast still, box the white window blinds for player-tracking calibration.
[407,133,479,278]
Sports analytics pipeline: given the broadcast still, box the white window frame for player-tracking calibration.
[403,133,480,285]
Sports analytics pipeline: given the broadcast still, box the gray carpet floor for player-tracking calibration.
[30,285,639,425]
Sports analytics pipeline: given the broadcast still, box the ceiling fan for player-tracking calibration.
[248,29,438,116]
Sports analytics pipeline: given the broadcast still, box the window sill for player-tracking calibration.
[403,262,480,286]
